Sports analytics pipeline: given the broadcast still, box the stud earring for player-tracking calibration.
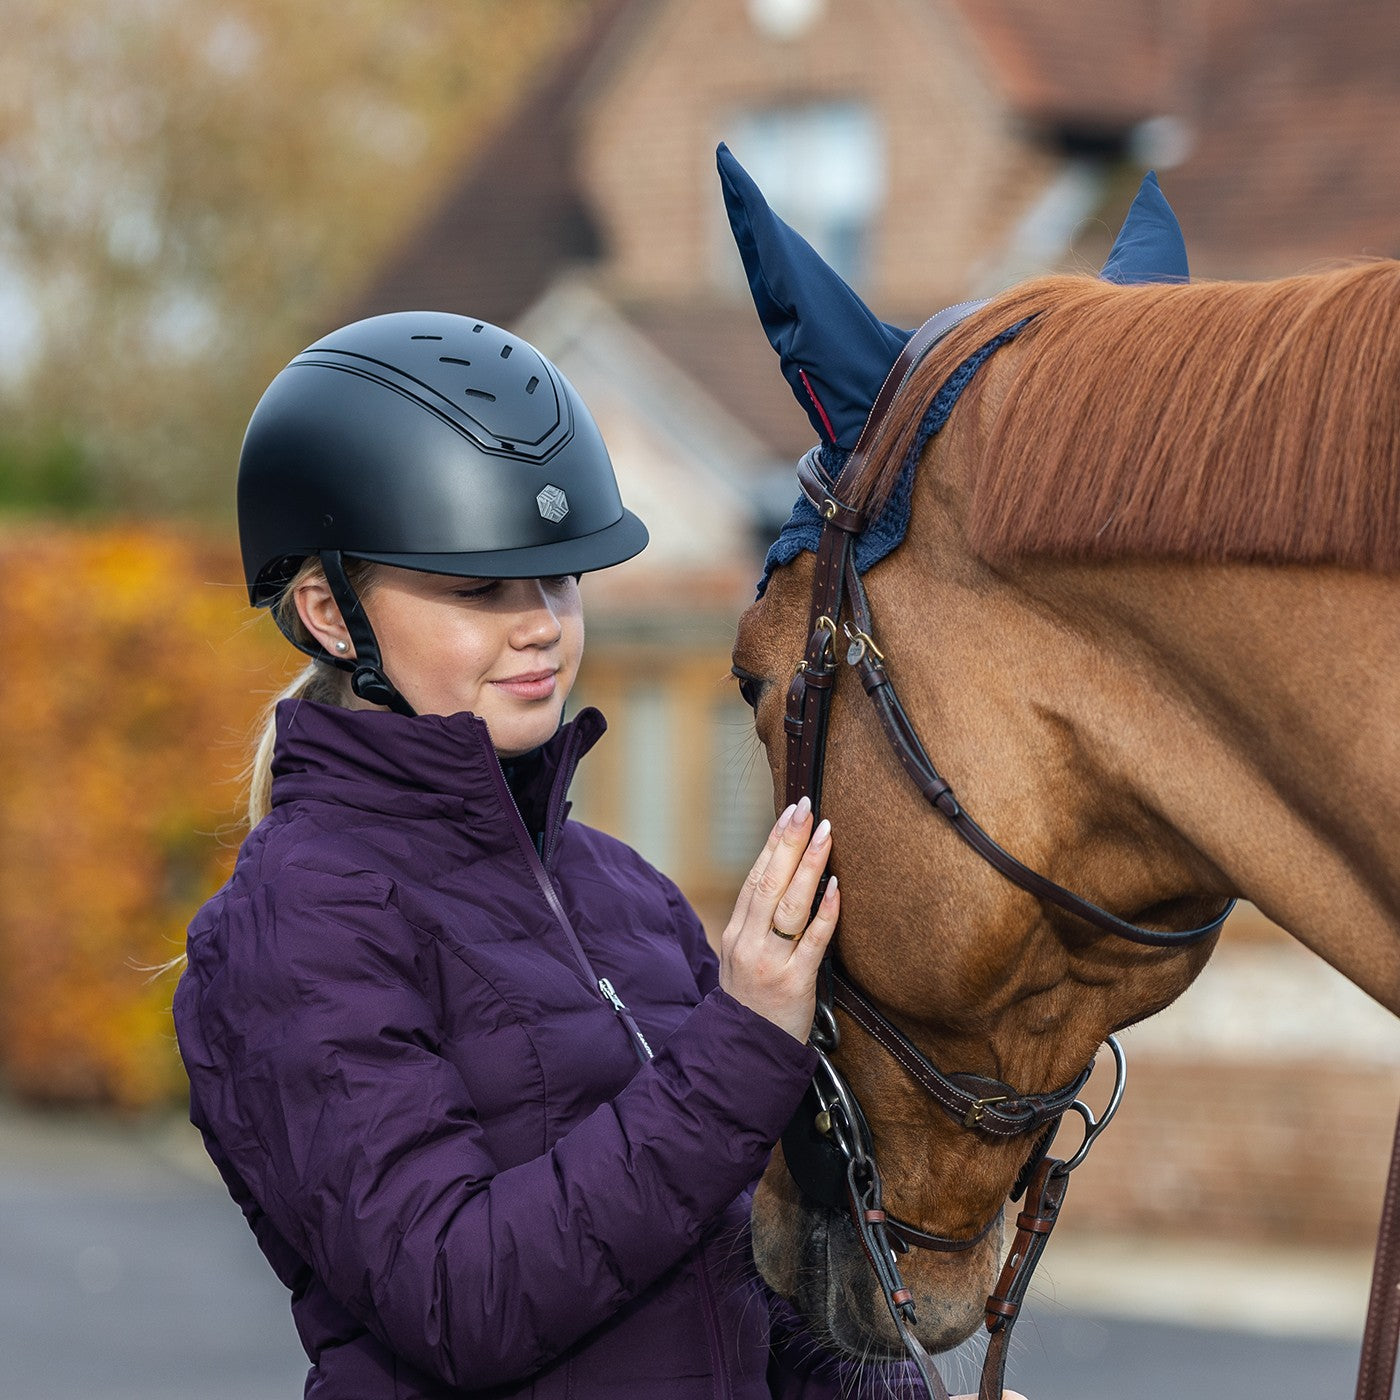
[334,640,349,654]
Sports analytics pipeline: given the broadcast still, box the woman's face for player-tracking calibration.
[299,566,584,755]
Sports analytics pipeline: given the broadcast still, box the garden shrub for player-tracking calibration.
[0,524,293,1108]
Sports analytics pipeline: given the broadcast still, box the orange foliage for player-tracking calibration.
[0,524,295,1108]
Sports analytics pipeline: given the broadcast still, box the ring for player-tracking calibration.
[770,926,802,942]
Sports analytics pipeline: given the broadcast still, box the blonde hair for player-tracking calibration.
[246,556,380,827]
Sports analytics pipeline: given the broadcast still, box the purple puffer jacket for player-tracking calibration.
[175,699,907,1399]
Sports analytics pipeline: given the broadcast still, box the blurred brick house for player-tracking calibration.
[346,0,1400,1249]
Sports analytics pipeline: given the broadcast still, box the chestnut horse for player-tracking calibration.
[731,263,1400,1379]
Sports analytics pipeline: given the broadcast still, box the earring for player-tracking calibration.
[334,640,349,654]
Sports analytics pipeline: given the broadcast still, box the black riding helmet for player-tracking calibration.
[238,311,648,715]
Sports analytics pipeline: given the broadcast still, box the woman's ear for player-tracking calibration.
[293,575,355,658]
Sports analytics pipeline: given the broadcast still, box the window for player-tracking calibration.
[723,102,885,287]
[567,650,777,929]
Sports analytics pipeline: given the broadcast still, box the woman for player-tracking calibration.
[175,311,933,1399]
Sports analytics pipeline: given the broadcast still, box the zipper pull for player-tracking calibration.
[598,977,654,1062]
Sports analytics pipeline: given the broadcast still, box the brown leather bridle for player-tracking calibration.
[769,300,1399,1400]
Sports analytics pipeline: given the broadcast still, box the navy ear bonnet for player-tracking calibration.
[716,144,1189,595]
[1099,171,1188,286]
[719,144,910,451]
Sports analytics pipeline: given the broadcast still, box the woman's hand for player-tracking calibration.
[719,796,839,1042]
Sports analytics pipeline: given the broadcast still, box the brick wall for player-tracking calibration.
[577,0,1050,310]
[1054,1053,1400,1248]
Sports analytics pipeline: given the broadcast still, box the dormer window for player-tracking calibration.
[722,101,884,288]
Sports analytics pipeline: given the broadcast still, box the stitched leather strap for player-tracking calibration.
[844,1156,955,1400]
[979,1159,1070,1400]
[842,557,1234,949]
[846,301,990,473]
[1356,1102,1400,1400]
[832,973,1092,1136]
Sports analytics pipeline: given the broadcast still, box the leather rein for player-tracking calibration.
[773,300,1399,1400]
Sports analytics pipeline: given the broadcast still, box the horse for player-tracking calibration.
[716,145,1400,1397]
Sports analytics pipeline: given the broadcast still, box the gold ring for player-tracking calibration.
[770,926,802,942]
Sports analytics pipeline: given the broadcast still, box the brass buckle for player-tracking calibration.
[963,1094,1009,1129]
[795,616,839,678]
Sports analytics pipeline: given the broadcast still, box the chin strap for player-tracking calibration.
[318,550,417,717]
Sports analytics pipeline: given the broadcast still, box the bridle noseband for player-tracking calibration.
[775,302,1232,1399]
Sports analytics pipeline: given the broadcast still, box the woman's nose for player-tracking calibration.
[511,580,563,646]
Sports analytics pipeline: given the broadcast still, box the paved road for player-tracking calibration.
[0,1106,1378,1399]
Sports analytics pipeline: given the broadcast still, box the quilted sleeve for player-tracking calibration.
[660,870,721,994]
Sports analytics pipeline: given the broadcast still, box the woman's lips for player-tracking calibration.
[490,670,558,701]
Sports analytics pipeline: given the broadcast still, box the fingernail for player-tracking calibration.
[823,876,839,902]
[776,803,797,831]
[812,818,831,847]
[794,795,812,823]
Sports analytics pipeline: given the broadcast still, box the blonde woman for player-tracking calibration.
[174,312,937,1399]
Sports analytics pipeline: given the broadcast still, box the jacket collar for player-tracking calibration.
[270,698,606,828]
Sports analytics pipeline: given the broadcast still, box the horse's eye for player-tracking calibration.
[731,668,762,710]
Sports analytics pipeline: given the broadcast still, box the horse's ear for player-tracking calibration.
[1100,171,1189,285]
[717,142,910,448]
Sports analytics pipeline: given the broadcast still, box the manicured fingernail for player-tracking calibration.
[823,876,838,901]
[811,818,831,847]
[794,795,812,823]
[776,803,797,831]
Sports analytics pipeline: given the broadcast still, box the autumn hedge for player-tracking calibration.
[0,524,294,1108]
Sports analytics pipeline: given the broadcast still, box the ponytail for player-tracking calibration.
[245,661,347,827]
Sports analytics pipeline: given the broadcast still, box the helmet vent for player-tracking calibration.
[439,356,472,367]
[500,345,512,359]
[525,376,539,395]
[463,388,497,402]
[410,334,443,341]
[472,324,483,332]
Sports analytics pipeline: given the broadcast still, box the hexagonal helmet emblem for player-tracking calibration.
[536,484,569,523]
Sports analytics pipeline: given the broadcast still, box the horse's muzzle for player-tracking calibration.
[752,1157,1004,1358]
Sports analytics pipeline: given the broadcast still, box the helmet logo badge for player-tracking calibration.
[536,484,569,523]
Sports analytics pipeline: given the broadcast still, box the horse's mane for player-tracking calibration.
[851,263,1400,571]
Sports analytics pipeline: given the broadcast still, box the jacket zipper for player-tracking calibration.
[540,718,588,871]
[694,1243,732,1400]
[598,978,653,1060]
[486,748,654,1065]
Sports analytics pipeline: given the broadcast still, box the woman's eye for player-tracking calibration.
[454,581,499,600]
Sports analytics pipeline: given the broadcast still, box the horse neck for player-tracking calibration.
[1023,556,1400,1012]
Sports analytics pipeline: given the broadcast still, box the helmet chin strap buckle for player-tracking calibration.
[351,665,401,710]
[348,660,416,718]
